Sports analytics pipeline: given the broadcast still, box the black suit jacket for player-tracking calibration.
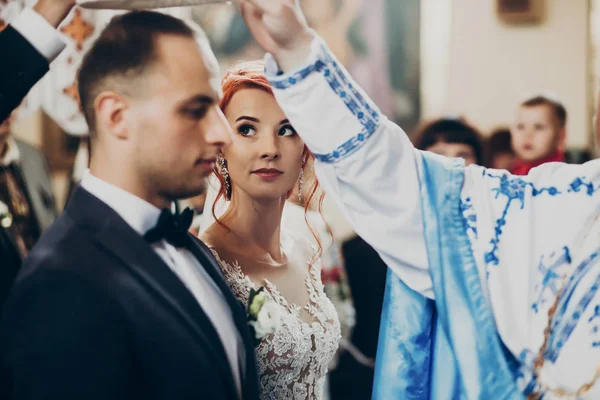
[0,227,22,313]
[0,186,260,400]
[0,25,50,123]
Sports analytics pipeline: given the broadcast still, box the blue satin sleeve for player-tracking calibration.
[372,269,434,400]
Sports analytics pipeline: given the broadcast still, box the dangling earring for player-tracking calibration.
[218,155,231,200]
[297,155,306,203]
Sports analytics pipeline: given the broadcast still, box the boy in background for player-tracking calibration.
[511,94,566,175]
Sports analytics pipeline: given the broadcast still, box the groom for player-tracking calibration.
[0,11,259,400]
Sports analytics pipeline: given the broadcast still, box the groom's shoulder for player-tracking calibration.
[31,212,89,258]
[18,211,108,284]
[5,211,129,320]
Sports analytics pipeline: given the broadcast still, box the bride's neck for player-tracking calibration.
[220,193,287,261]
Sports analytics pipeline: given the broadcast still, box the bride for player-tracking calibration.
[200,60,340,399]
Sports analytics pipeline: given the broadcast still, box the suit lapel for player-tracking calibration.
[186,237,260,397]
[66,187,240,400]
[185,238,247,323]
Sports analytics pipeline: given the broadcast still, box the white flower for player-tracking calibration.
[0,201,8,215]
[341,301,356,327]
[248,290,266,318]
[0,201,12,229]
[249,300,281,340]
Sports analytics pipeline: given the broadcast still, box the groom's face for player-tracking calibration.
[127,33,232,201]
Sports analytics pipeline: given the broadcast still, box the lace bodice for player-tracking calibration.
[211,247,341,400]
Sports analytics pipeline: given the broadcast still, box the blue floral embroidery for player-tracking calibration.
[545,249,600,362]
[516,350,538,396]
[483,174,600,267]
[269,43,380,163]
[532,247,572,313]
[568,177,600,195]
[270,60,327,90]
[592,312,600,339]
[313,127,374,163]
[460,197,477,239]
[589,305,600,323]
[520,251,600,393]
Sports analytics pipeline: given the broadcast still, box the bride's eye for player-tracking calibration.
[278,125,297,137]
[238,124,257,137]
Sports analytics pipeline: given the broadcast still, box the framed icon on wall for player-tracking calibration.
[497,0,544,23]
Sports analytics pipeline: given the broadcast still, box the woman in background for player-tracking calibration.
[487,127,516,170]
[413,117,485,166]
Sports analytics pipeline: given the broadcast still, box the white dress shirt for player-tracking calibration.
[11,8,66,62]
[266,35,600,397]
[81,171,243,397]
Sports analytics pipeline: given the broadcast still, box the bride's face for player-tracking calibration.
[222,88,305,201]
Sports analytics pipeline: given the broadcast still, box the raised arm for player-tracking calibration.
[239,0,433,297]
[0,0,73,122]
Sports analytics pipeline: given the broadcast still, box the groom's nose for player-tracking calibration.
[202,106,233,148]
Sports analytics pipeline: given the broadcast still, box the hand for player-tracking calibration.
[238,0,314,72]
[33,0,76,28]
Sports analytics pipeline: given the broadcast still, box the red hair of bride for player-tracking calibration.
[212,60,331,265]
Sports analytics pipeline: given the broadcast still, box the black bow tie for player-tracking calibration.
[0,163,17,173]
[144,208,194,248]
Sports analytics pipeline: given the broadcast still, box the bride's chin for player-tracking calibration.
[248,192,290,203]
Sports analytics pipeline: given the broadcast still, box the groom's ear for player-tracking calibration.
[95,91,129,140]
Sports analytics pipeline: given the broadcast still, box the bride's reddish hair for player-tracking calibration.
[212,60,330,265]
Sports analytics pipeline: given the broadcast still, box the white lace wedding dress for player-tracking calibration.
[210,238,341,400]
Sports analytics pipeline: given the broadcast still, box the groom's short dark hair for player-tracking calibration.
[78,11,195,133]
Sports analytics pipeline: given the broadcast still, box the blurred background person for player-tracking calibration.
[510,94,566,175]
[487,127,516,170]
[0,111,57,307]
[413,117,485,166]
